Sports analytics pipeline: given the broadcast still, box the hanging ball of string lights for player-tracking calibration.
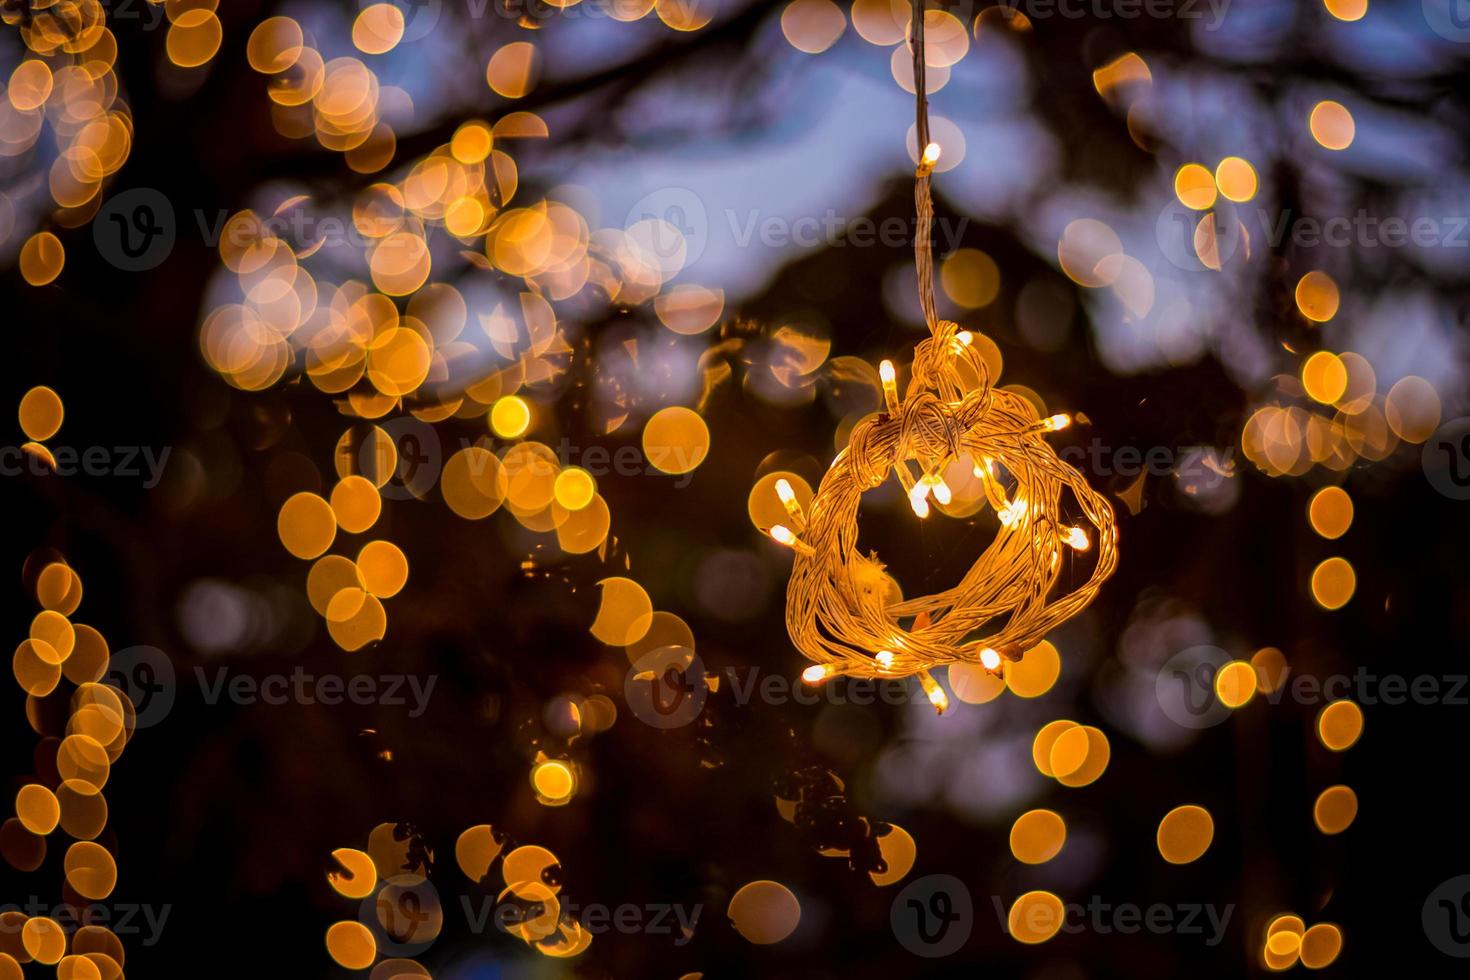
[768,2,1118,713]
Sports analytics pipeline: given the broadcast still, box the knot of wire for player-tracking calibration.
[767,0,1118,713]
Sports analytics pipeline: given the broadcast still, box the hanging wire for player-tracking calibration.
[772,0,1119,713]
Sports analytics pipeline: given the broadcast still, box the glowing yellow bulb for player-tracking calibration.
[531,760,575,802]
[802,664,833,684]
[908,481,931,518]
[875,650,895,669]
[926,474,952,505]
[956,330,972,346]
[490,395,531,438]
[775,478,796,505]
[980,647,1002,671]
[879,359,900,414]
[771,524,814,555]
[921,142,941,167]
[918,671,948,713]
[999,498,1027,526]
[1062,526,1090,550]
[1041,414,1071,432]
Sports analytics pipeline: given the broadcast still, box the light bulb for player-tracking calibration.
[1062,526,1091,550]
[979,647,1002,671]
[771,524,796,546]
[802,664,833,684]
[1041,413,1072,432]
[908,481,931,518]
[921,142,941,167]
[875,650,895,669]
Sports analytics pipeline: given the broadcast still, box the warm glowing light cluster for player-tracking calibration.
[5,539,132,978]
[777,320,1117,707]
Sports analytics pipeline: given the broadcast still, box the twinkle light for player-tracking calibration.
[879,359,900,414]
[778,0,1117,707]
[771,524,816,556]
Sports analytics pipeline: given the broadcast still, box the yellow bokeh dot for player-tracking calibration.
[451,121,493,163]
[246,16,305,74]
[1005,640,1060,698]
[330,476,382,534]
[1295,271,1340,322]
[1310,100,1355,150]
[869,824,916,886]
[1214,156,1258,202]
[1385,375,1442,443]
[1313,785,1358,834]
[532,760,576,801]
[727,880,801,945]
[64,841,117,900]
[589,577,653,646]
[1317,699,1363,751]
[442,446,508,519]
[16,784,60,835]
[326,921,377,970]
[328,847,378,899]
[1310,556,1355,610]
[643,406,710,475]
[1302,352,1347,403]
[1324,0,1366,21]
[277,492,337,559]
[19,386,64,441]
[30,610,75,664]
[36,562,82,614]
[20,232,65,286]
[490,395,531,438]
[353,3,405,55]
[357,540,408,598]
[1007,891,1064,944]
[1215,660,1256,708]
[1174,163,1217,210]
[1308,486,1353,539]
[325,588,387,652]
[1251,647,1289,694]
[1009,809,1066,865]
[949,662,1005,704]
[1299,923,1343,968]
[22,917,67,964]
[1054,726,1110,787]
[940,248,1000,309]
[1157,805,1214,864]
[1031,720,1078,777]
[553,467,596,511]
[486,41,538,99]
